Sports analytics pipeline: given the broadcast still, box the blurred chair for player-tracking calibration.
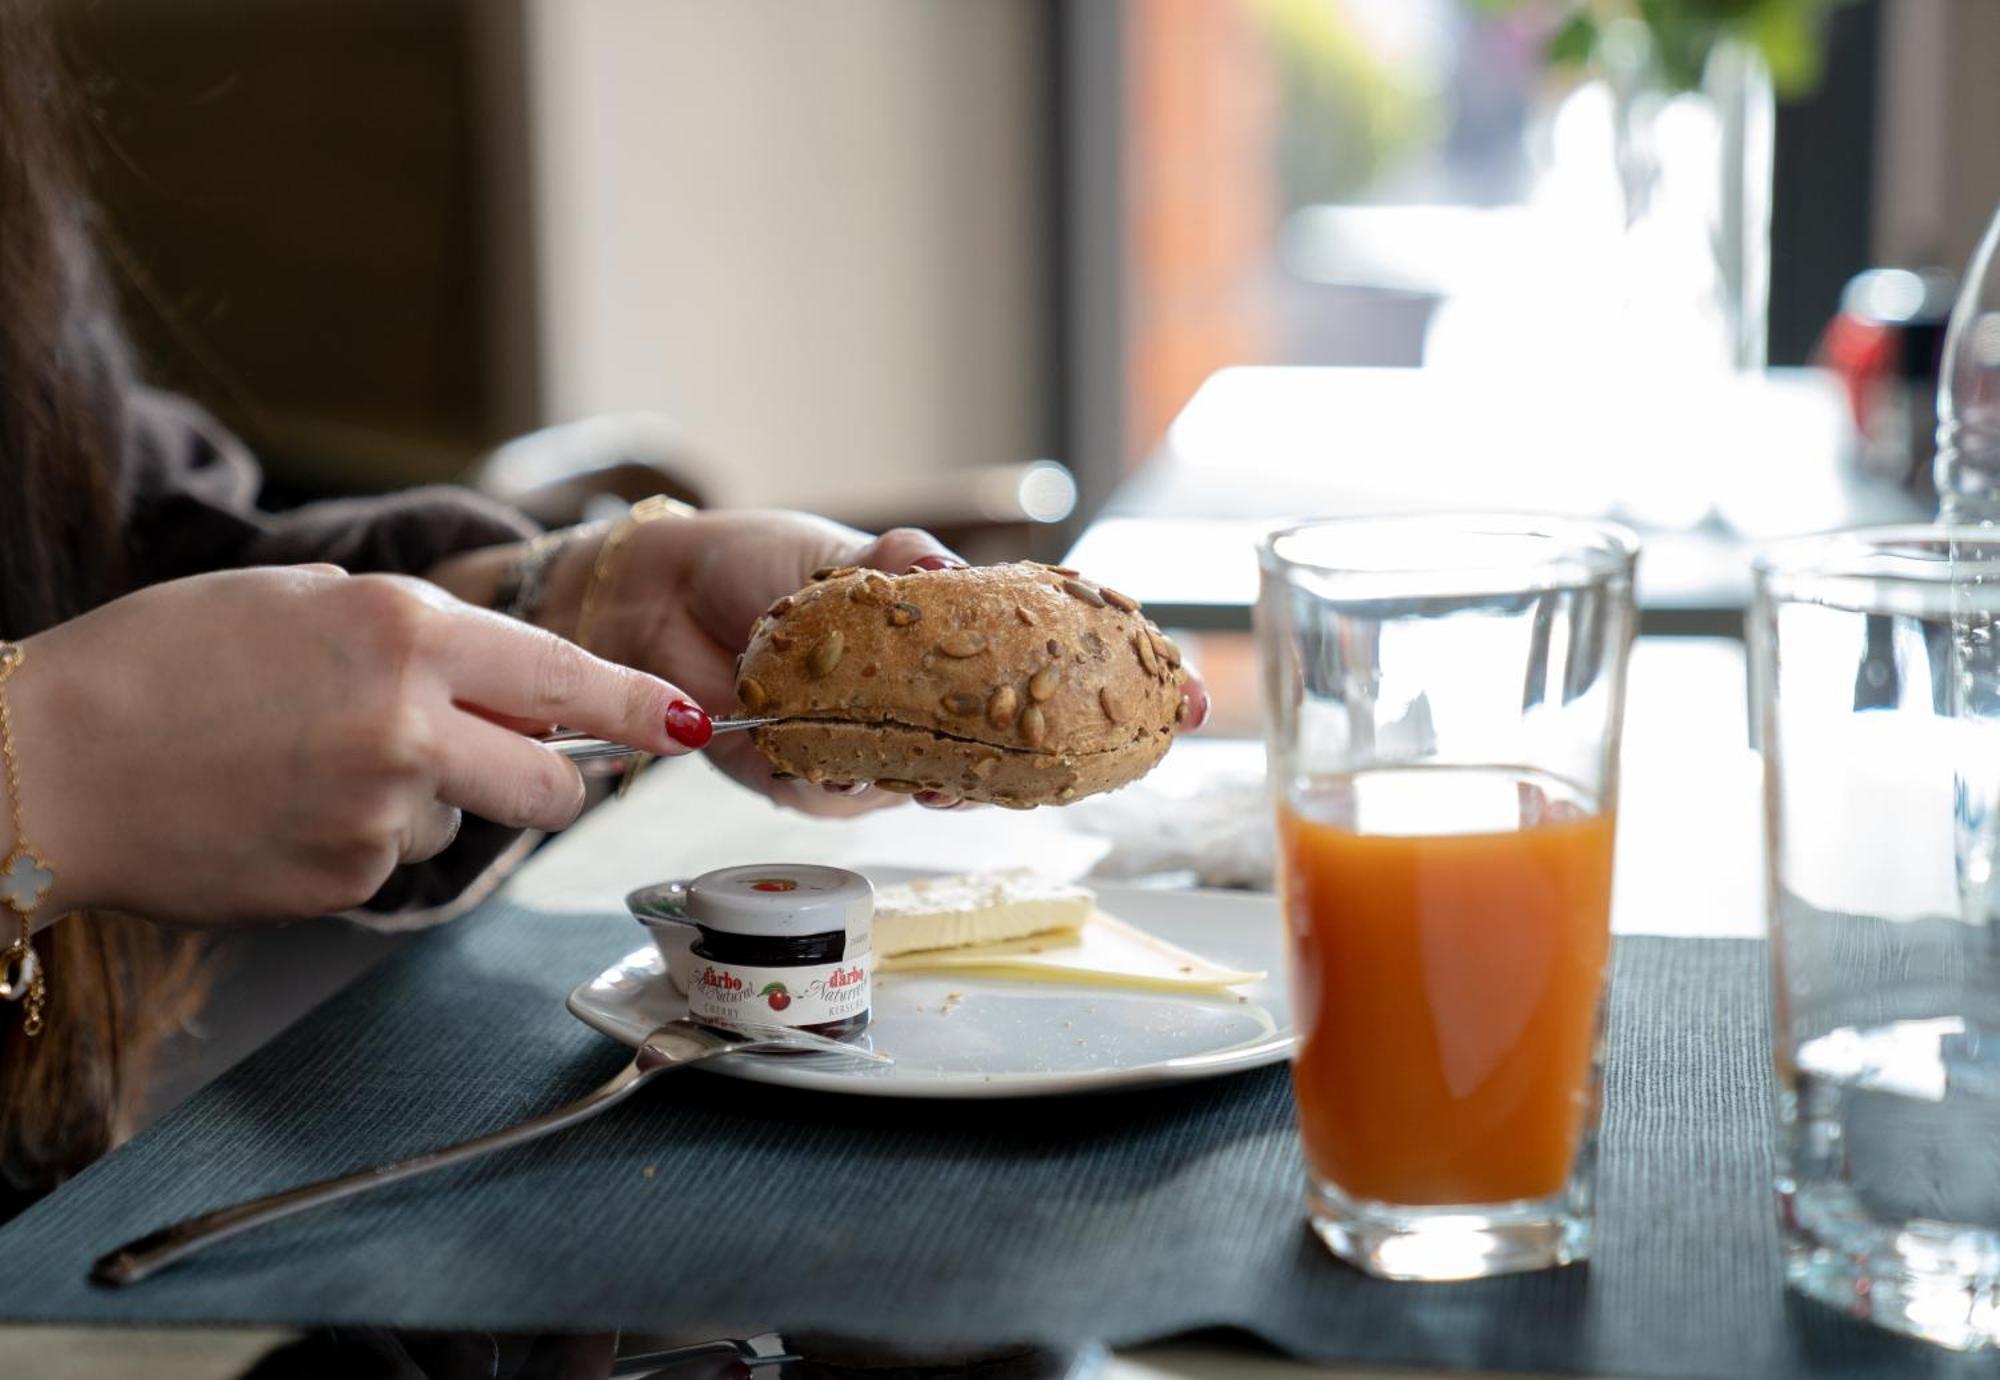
[474,414,709,528]
[473,413,1077,563]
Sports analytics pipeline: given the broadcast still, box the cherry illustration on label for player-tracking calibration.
[760,981,792,1012]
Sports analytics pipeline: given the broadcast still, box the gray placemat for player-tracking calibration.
[0,902,1982,1378]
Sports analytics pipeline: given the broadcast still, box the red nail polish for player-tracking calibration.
[914,790,963,809]
[909,555,965,572]
[1180,680,1210,732]
[663,700,713,749]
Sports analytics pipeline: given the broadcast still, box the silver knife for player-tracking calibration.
[537,717,777,767]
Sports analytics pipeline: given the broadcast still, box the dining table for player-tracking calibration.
[4,341,1983,1378]
[0,631,1894,1380]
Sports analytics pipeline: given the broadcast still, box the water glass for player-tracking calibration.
[1755,526,2000,1350]
[1257,514,1638,1281]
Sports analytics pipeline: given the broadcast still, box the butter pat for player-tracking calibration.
[878,911,1263,991]
[872,870,1092,958]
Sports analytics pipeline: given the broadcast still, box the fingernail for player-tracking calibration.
[908,555,966,572]
[914,790,965,810]
[1179,680,1210,732]
[663,700,713,749]
[822,781,870,796]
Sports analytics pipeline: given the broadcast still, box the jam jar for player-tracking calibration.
[630,864,872,1040]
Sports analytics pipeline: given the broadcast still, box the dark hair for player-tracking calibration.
[0,1,129,630]
[0,0,202,1201]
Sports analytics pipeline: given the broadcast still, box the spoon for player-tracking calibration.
[90,1017,886,1287]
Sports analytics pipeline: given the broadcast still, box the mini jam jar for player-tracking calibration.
[627,864,872,1040]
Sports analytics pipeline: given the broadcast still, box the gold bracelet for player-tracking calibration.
[0,643,50,1037]
[574,495,694,654]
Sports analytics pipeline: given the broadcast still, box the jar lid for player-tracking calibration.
[685,864,874,941]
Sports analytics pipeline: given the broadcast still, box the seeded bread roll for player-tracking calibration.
[734,562,1186,807]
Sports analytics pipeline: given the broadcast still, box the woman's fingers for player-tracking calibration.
[779,779,901,818]
[458,705,560,738]
[855,527,966,576]
[432,713,589,831]
[402,802,464,864]
[426,601,710,755]
[1176,670,1211,733]
[700,737,897,817]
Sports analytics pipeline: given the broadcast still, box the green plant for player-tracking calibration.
[1253,0,1438,208]
[1473,0,1851,97]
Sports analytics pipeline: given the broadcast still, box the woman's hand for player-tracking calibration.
[561,509,1212,814]
[11,566,708,926]
[575,511,962,814]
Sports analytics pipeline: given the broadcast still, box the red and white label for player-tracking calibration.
[685,953,870,1029]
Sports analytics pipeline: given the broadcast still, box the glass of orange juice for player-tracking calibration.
[1257,514,1638,1282]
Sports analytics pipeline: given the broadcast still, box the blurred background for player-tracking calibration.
[53,0,2000,587]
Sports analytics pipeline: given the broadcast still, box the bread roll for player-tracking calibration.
[734,562,1185,807]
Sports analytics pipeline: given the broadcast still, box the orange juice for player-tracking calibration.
[1278,766,1614,1206]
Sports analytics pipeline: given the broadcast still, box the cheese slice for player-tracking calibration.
[873,870,1093,958]
[877,909,1264,991]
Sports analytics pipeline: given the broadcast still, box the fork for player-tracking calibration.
[90,1018,886,1287]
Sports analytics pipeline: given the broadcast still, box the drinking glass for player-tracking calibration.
[1257,514,1638,1282]
[1754,526,2000,1350]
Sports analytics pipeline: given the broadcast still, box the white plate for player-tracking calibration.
[566,882,1294,1098]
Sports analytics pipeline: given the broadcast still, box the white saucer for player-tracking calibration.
[566,883,1294,1099]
